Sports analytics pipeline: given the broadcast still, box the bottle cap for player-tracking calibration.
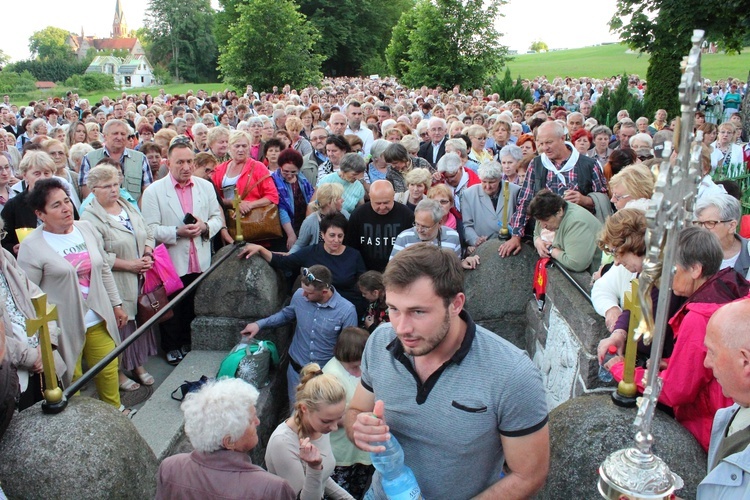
[608,345,617,354]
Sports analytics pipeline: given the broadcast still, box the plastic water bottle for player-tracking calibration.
[599,345,617,383]
[369,434,422,500]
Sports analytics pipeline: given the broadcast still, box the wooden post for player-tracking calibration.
[499,180,510,239]
[233,186,244,243]
[26,294,66,413]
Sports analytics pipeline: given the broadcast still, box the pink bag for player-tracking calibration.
[142,244,185,295]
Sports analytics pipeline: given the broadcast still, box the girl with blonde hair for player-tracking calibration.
[266,363,353,500]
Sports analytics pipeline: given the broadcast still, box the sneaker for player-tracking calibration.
[166,350,183,366]
[180,344,192,357]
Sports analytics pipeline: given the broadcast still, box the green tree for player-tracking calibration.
[610,0,750,117]
[28,26,75,61]
[590,74,646,128]
[489,69,533,104]
[218,0,322,91]
[293,0,412,76]
[0,71,38,94]
[392,0,508,90]
[0,50,9,68]
[385,7,419,79]
[6,59,89,83]
[145,0,218,82]
[529,40,548,52]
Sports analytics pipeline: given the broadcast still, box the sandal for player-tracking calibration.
[135,371,155,386]
[119,405,137,419]
[119,378,141,392]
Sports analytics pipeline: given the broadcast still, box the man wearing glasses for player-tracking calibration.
[417,117,448,168]
[240,265,357,405]
[390,199,461,258]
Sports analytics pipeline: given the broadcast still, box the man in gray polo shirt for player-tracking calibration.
[345,244,549,499]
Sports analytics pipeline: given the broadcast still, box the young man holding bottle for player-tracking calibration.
[344,243,550,499]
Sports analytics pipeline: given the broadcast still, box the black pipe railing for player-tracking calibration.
[551,261,592,303]
[62,243,242,400]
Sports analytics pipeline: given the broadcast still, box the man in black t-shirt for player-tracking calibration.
[345,180,414,272]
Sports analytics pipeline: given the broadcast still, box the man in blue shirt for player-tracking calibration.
[241,265,357,405]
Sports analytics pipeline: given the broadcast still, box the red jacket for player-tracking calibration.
[211,158,279,204]
[634,269,750,451]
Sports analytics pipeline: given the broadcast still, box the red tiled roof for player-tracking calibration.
[36,81,56,89]
[93,38,138,50]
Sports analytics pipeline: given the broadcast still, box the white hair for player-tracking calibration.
[182,378,260,453]
[695,193,741,223]
[437,152,462,174]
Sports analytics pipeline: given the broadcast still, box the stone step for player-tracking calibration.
[131,350,226,461]
[131,349,289,465]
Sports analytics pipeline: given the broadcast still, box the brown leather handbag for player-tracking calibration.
[137,284,174,325]
[227,171,283,241]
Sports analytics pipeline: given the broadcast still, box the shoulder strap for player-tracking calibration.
[239,161,271,200]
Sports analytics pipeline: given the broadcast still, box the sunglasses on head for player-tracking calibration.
[301,267,330,289]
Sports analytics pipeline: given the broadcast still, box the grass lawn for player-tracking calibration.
[502,43,750,82]
[78,83,229,104]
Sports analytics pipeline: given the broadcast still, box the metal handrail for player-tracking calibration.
[550,261,592,303]
[62,243,242,400]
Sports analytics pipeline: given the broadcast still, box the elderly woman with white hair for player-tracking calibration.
[498,144,524,185]
[156,378,295,500]
[460,160,520,248]
[191,123,210,153]
[366,139,391,185]
[629,132,654,161]
[693,193,750,278]
[394,167,432,210]
[69,143,94,174]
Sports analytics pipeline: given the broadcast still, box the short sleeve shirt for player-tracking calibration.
[360,310,548,499]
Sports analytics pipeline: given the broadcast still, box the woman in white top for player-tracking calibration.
[265,363,354,500]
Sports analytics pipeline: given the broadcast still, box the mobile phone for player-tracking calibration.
[183,213,197,225]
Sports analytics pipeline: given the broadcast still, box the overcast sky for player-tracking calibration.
[2,0,620,63]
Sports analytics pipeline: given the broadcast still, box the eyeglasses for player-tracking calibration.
[0,230,6,240]
[93,183,119,191]
[413,221,438,232]
[692,219,732,229]
[611,193,631,202]
[433,198,451,205]
[301,267,330,289]
[603,246,618,256]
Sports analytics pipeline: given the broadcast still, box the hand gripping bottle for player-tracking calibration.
[369,434,422,500]
[598,345,617,383]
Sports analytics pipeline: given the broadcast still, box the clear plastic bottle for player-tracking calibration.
[598,345,618,383]
[368,434,422,500]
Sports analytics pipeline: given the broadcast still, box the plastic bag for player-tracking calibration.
[217,340,279,388]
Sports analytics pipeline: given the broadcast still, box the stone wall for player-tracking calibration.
[526,264,613,410]
[189,249,295,465]
[465,241,610,410]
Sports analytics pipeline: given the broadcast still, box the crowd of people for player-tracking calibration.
[0,72,748,498]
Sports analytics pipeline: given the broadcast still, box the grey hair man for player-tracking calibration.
[79,119,152,200]
[389,198,462,258]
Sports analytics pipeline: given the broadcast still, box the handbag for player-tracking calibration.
[171,375,211,401]
[227,168,283,241]
[136,281,174,325]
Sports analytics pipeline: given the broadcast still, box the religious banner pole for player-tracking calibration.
[611,279,640,407]
[598,29,705,499]
[499,179,510,239]
[233,187,244,243]
[25,294,67,414]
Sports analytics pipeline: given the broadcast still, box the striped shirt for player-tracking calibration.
[389,226,461,259]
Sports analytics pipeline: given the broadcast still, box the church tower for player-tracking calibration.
[112,0,128,38]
